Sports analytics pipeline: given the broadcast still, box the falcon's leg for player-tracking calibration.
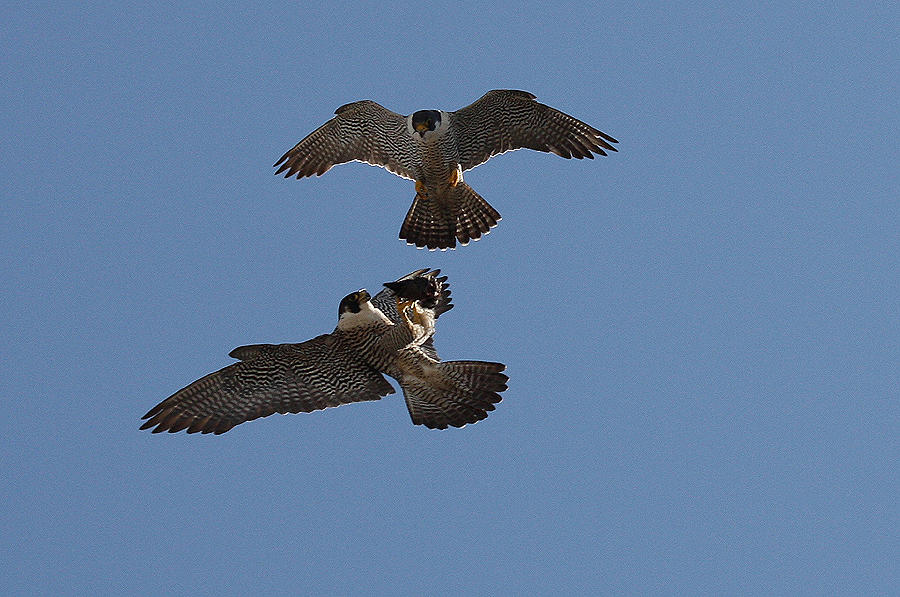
[396,297,416,316]
[396,298,429,346]
[448,165,463,187]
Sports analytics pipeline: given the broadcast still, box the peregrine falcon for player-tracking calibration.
[274,89,618,250]
[139,270,507,433]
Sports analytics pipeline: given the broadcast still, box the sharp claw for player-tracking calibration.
[449,167,462,187]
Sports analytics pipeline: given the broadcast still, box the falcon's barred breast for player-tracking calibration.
[140,270,507,433]
[275,90,618,250]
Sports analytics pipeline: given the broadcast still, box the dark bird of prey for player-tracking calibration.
[274,89,618,250]
[140,270,507,433]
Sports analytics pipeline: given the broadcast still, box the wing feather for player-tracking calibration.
[401,361,507,429]
[274,100,418,181]
[450,89,619,171]
[140,334,394,434]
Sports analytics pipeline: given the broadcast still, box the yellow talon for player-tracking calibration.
[449,167,462,187]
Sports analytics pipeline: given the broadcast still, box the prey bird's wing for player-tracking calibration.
[449,89,619,172]
[274,100,419,181]
[140,335,394,434]
[372,269,454,362]
[372,269,453,324]
[371,268,431,326]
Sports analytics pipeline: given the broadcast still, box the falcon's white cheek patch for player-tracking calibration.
[434,111,451,135]
[337,301,393,330]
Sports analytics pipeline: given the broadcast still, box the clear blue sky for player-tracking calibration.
[3,2,897,595]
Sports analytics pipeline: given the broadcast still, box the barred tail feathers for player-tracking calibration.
[401,360,508,429]
[453,183,501,246]
[399,183,501,250]
[399,193,455,250]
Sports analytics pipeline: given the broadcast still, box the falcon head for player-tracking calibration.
[338,289,370,315]
[411,110,441,137]
[337,289,392,329]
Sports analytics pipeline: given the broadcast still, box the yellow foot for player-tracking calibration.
[396,298,415,321]
[415,181,428,198]
[448,166,463,187]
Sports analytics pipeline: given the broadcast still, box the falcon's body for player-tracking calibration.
[275,90,618,250]
[140,270,506,433]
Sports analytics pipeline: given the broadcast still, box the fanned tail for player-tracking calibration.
[401,361,508,429]
[399,193,456,250]
[452,183,501,247]
[399,183,501,250]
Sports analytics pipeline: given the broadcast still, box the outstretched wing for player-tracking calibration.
[450,89,618,171]
[274,100,419,181]
[140,334,395,434]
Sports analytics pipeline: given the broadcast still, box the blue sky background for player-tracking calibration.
[3,2,897,595]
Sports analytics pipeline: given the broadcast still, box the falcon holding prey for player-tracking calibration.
[140,270,507,433]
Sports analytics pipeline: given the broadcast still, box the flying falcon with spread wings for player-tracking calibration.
[140,270,507,433]
[274,89,618,250]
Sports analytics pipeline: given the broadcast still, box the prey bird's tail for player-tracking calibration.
[401,360,508,429]
[399,182,501,250]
